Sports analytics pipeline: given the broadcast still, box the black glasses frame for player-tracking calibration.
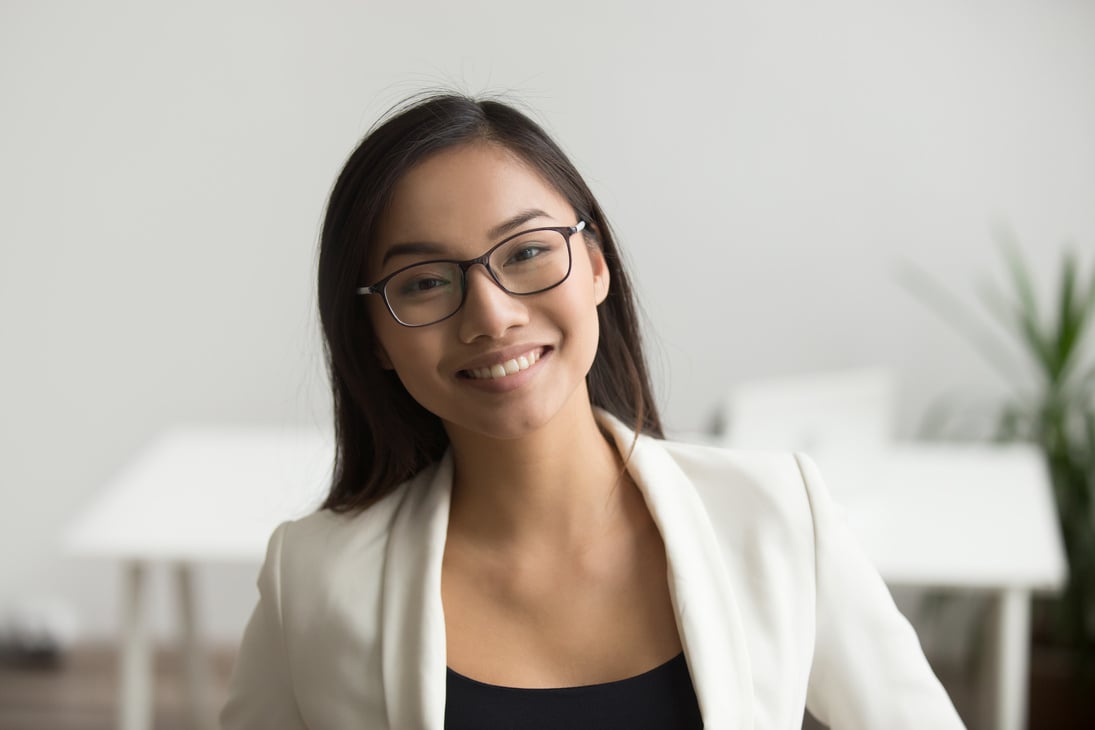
[357,220,587,328]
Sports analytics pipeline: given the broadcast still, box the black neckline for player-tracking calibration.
[445,651,687,693]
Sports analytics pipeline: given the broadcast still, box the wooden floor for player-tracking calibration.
[5,643,1088,729]
[0,644,236,730]
[0,645,982,730]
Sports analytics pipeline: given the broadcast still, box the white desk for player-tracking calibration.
[65,427,332,730]
[813,443,1068,730]
[813,444,1066,591]
[66,431,1067,730]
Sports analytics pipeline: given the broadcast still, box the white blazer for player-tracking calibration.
[221,410,965,729]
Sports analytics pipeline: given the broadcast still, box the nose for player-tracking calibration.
[457,264,529,343]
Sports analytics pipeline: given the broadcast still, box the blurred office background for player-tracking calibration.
[2,0,1093,727]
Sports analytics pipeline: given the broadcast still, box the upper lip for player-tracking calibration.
[454,344,549,373]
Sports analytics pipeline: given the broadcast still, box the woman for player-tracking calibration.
[222,94,964,729]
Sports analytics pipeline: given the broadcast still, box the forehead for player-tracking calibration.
[370,143,572,266]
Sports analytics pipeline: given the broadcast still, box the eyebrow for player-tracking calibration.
[380,208,553,267]
[380,241,447,267]
[488,208,551,240]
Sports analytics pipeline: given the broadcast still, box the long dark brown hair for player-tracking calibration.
[317,93,663,513]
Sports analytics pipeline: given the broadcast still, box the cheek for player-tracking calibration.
[557,277,603,367]
[369,299,426,371]
[374,327,424,374]
[371,322,447,401]
[568,252,606,329]
[367,304,397,369]
[381,345,440,411]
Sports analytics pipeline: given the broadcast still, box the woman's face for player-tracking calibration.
[365,142,610,441]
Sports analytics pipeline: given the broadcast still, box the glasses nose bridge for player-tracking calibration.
[458,249,505,291]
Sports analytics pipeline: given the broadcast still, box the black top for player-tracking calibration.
[444,652,704,729]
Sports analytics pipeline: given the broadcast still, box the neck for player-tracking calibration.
[444,399,638,553]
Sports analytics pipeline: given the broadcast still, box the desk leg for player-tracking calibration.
[175,563,217,730]
[119,561,152,730]
[987,589,1031,730]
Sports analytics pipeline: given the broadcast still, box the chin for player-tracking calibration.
[442,401,559,443]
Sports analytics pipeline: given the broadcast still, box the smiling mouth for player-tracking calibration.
[459,348,546,380]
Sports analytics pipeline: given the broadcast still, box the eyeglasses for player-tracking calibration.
[358,220,586,327]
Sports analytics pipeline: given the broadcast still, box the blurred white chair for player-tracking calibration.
[717,366,897,452]
[716,367,897,499]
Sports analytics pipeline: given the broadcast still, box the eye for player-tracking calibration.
[505,245,548,265]
[397,272,454,296]
[404,277,447,292]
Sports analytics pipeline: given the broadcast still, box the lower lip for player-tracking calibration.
[457,349,551,393]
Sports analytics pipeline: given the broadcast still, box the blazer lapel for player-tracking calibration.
[599,411,756,729]
[379,453,452,730]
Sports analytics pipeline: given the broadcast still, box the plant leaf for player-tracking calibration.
[1086,411,1095,482]
[896,261,1026,386]
[1053,250,1082,384]
[997,235,1056,379]
[1061,254,1095,387]
[979,279,1042,382]
[996,402,1030,441]
[1083,253,1095,321]
[1079,363,1095,410]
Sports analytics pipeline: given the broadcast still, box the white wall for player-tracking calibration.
[2,0,1093,641]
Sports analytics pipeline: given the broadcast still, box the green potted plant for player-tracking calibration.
[902,239,1095,690]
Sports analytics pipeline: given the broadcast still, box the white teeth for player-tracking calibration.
[465,349,543,380]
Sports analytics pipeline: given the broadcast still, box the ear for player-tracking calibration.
[589,246,611,306]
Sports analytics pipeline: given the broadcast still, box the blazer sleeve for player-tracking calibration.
[795,454,966,729]
[220,522,308,730]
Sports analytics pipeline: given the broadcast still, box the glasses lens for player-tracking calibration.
[385,262,464,326]
[489,229,571,295]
